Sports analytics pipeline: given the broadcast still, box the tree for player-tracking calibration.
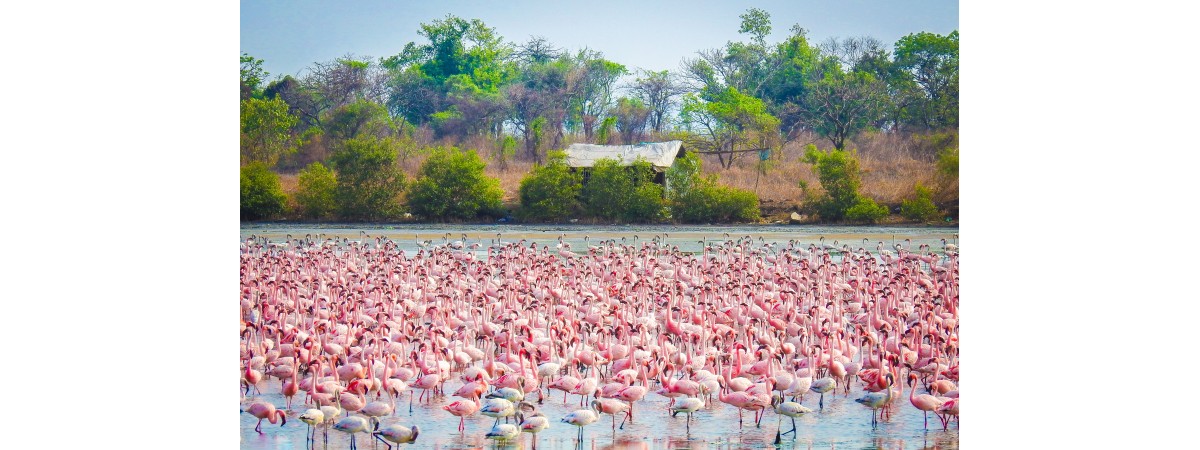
[240,162,286,221]
[328,137,407,221]
[240,96,299,166]
[324,99,392,142]
[628,69,685,134]
[894,31,959,129]
[295,162,337,219]
[679,88,780,169]
[407,147,504,220]
[569,50,626,141]
[240,52,268,100]
[518,150,582,222]
[612,97,650,144]
[803,69,887,150]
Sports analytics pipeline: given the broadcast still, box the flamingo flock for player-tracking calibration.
[240,232,959,447]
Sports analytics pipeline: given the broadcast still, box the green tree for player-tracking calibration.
[296,162,337,219]
[804,69,887,150]
[407,147,504,220]
[612,97,650,144]
[240,52,268,100]
[894,31,959,129]
[240,96,299,166]
[679,87,780,169]
[328,137,407,221]
[240,162,286,221]
[518,150,582,222]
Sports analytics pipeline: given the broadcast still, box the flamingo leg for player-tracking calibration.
[374,433,392,450]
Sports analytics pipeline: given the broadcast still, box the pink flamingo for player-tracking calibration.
[246,401,286,433]
[443,396,480,432]
[907,373,947,430]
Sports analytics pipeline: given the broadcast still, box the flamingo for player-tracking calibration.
[480,397,517,425]
[332,415,371,450]
[591,398,631,431]
[908,373,947,430]
[360,400,393,428]
[669,397,705,433]
[298,408,324,445]
[520,411,551,449]
[810,376,837,409]
[442,396,479,432]
[937,398,959,430]
[561,409,598,444]
[373,424,419,448]
[245,401,286,433]
[771,397,812,443]
[485,423,521,442]
[854,374,895,429]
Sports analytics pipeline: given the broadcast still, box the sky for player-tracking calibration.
[241,0,959,80]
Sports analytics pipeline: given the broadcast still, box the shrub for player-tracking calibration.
[667,152,760,223]
[328,137,407,221]
[845,196,888,223]
[407,146,504,221]
[900,184,940,222]
[582,158,663,222]
[518,151,582,222]
[802,144,864,221]
[295,162,337,219]
[240,162,286,221]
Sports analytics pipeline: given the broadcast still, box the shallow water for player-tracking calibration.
[241,377,959,450]
[239,223,960,257]
[240,223,960,449]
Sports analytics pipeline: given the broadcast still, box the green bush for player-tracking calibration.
[900,184,940,222]
[296,162,337,219]
[240,162,286,221]
[666,152,760,223]
[518,151,582,222]
[582,158,663,222]
[328,137,407,221]
[407,146,504,221]
[845,196,889,223]
[937,146,959,178]
[802,144,864,221]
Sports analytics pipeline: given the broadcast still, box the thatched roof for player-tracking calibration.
[563,140,684,170]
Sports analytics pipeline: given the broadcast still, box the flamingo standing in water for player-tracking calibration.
[442,396,480,432]
[246,401,286,433]
[561,409,598,445]
[669,397,705,433]
[520,411,550,449]
[771,397,813,443]
[332,415,371,450]
[908,373,948,430]
[854,374,895,429]
[298,408,324,445]
[373,424,419,448]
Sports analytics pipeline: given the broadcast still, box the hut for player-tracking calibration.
[563,140,685,186]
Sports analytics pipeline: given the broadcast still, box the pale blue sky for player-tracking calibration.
[241,0,958,80]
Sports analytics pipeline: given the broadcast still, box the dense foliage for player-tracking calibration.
[240,162,287,220]
[407,147,504,221]
[900,184,940,222]
[518,151,582,222]
[802,144,886,222]
[666,152,759,223]
[583,159,663,222]
[328,137,407,221]
[295,162,337,219]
